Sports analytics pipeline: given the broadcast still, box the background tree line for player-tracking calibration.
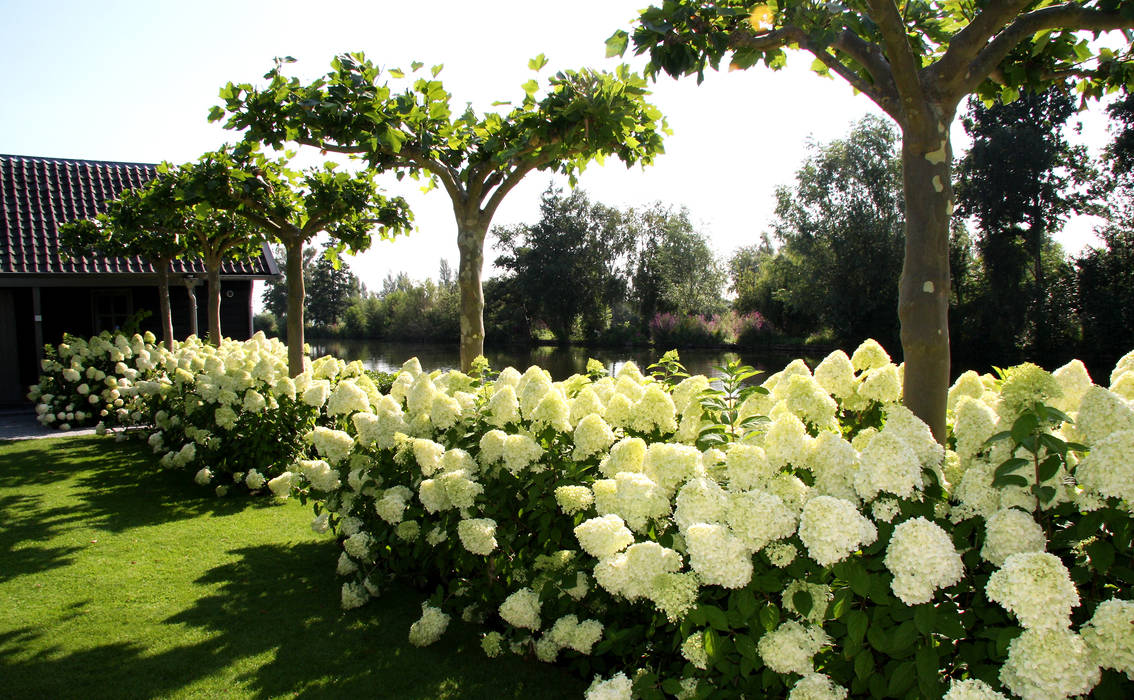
[258,85,1134,379]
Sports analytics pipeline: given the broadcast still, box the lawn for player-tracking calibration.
[0,435,585,699]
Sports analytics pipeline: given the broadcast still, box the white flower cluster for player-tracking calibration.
[884,517,963,605]
[758,620,831,675]
[407,603,450,647]
[986,552,1079,631]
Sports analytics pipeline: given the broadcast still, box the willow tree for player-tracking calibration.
[211,54,668,369]
[609,1,1134,439]
[172,144,412,376]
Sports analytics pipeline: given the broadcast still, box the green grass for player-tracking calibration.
[0,436,585,699]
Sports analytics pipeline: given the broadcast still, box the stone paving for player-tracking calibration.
[0,408,97,441]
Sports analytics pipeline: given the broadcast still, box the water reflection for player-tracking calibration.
[308,340,816,381]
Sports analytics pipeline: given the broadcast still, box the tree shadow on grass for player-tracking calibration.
[0,541,587,699]
[164,541,587,699]
[1,436,280,537]
[0,492,84,582]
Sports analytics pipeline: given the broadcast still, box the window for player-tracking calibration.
[92,290,133,333]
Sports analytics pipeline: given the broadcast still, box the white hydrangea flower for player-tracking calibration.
[648,571,700,622]
[418,478,451,514]
[681,631,709,670]
[858,364,902,404]
[986,552,1080,631]
[570,386,607,425]
[374,487,410,525]
[395,520,420,542]
[814,350,857,399]
[412,438,446,476]
[584,672,632,700]
[629,384,678,434]
[851,339,891,371]
[594,541,683,600]
[1080,598,1134,679]
[342,532,372,560]
[981,508,1047,566]
[408,604,450,647]
[572,414,616,460]
[883,404,944,468]
[592,472,671,532]
[555,485,595,515]
[1074,386,1134,445]
[598,437,647,477]
[853,431,923,502]
[295,459,341,492]
[429,392,463,430]
[457,518,497,556]
[674,477,728,531]
[1074,429,1134,505]
[267,471,294,498]
[336,551,358,576]
[672,375,711,413]
[545,614,604,655]
[782,581,833,625]
[244,468,265,491]
[725,489,797,552]
[501,433,544,474]
[805,431,860,502]
[778,374,838,429]
[478,429,507,466]
[942,679,1008,699]
[789,673,848,700]
[302,379,331,408]
[574,514,634,560]
[499,587,542,630]
[603,392,634,429]
[486,385,521,427]
[758,620,831,676]
[684,523,753,588]
[194,467,213,485]
[952,396,999,465]
[766,542,797,568]
[308,427,355,465]
[798,496,878,567]
[884,517,963,605]
[725,443,776,491]
[999,628,1100,700]
[642,442,702,496]
[341,581,369,610]
[764,412,813,469]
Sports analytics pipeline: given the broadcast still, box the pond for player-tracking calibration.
[308,340,820,382]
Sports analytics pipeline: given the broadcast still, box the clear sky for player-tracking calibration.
[0,0,1118,297]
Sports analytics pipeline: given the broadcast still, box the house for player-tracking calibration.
[0,154,280,405]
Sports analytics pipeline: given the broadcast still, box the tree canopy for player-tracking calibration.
[611,0,1134,439]
[212,53,668,369]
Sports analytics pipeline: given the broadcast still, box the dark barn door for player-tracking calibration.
[0,289,23,405]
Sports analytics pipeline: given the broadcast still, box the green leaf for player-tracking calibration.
[661,679,684,696]
[993,474,1030,488]
[845,609,869,644]
[704,627,721,660]
[528,53,549,71]
[431,64,444,77]
[1011,412,1039,443]
[735,634,758,661]
[758,603,780,632]
[522,79,539,96]
[829,589,852,619]
[854,649,875,681]
[605,30,629,58]
[793,590,813,618]
[994,457,1029,480]
[836,560,871,597]
[890,621,919,655]
[388,68,405,79]
[1087,540,1116,573]
[699,604,730,631]
[735,589,758,622]
[983,430,1012,447]
[914,605,936,636]
[887,660,917,696]
[916,646,941,697]
[1037,454,1062,482]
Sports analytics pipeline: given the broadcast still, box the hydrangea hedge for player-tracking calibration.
[30,334,1134,699]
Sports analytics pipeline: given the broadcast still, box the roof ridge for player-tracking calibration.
[0,153,159,169]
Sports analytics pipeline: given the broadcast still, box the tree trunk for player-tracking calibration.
[456,220,489,371]
[898,124,954,442]
[155,258,174,351]
[206,258,222,346]
[184,278,199,338]
[285,240,306,377]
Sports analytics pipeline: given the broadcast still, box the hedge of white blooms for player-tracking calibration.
[30,333,1134,699]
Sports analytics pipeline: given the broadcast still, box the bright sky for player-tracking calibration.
[1,0,1118,300]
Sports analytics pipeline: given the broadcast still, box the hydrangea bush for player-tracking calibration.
[285,341,1133,700]
[31,333,1134,698]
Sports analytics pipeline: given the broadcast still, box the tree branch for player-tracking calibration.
[951,5,1134,101]
[803,43,894,115]
[863,0,933,127]
[930,0,1036,91]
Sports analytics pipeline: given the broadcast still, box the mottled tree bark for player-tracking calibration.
[206,258,222,346]
[285,240,306,377]
[184,277,199,338]
[898,119,955,442]
[155,258,174,351]
[456,220,489,371]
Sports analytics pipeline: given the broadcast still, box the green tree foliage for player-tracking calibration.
[493,187,633,343]
[611,0,1134,440]
[213,53,668,369]
[629,203,727,323]
[339,265,460,343]
[58,181,191,351]
[955,86,1089,364]
[769,116,906,348]
[306,249,362,331]
[169,144,412,375]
